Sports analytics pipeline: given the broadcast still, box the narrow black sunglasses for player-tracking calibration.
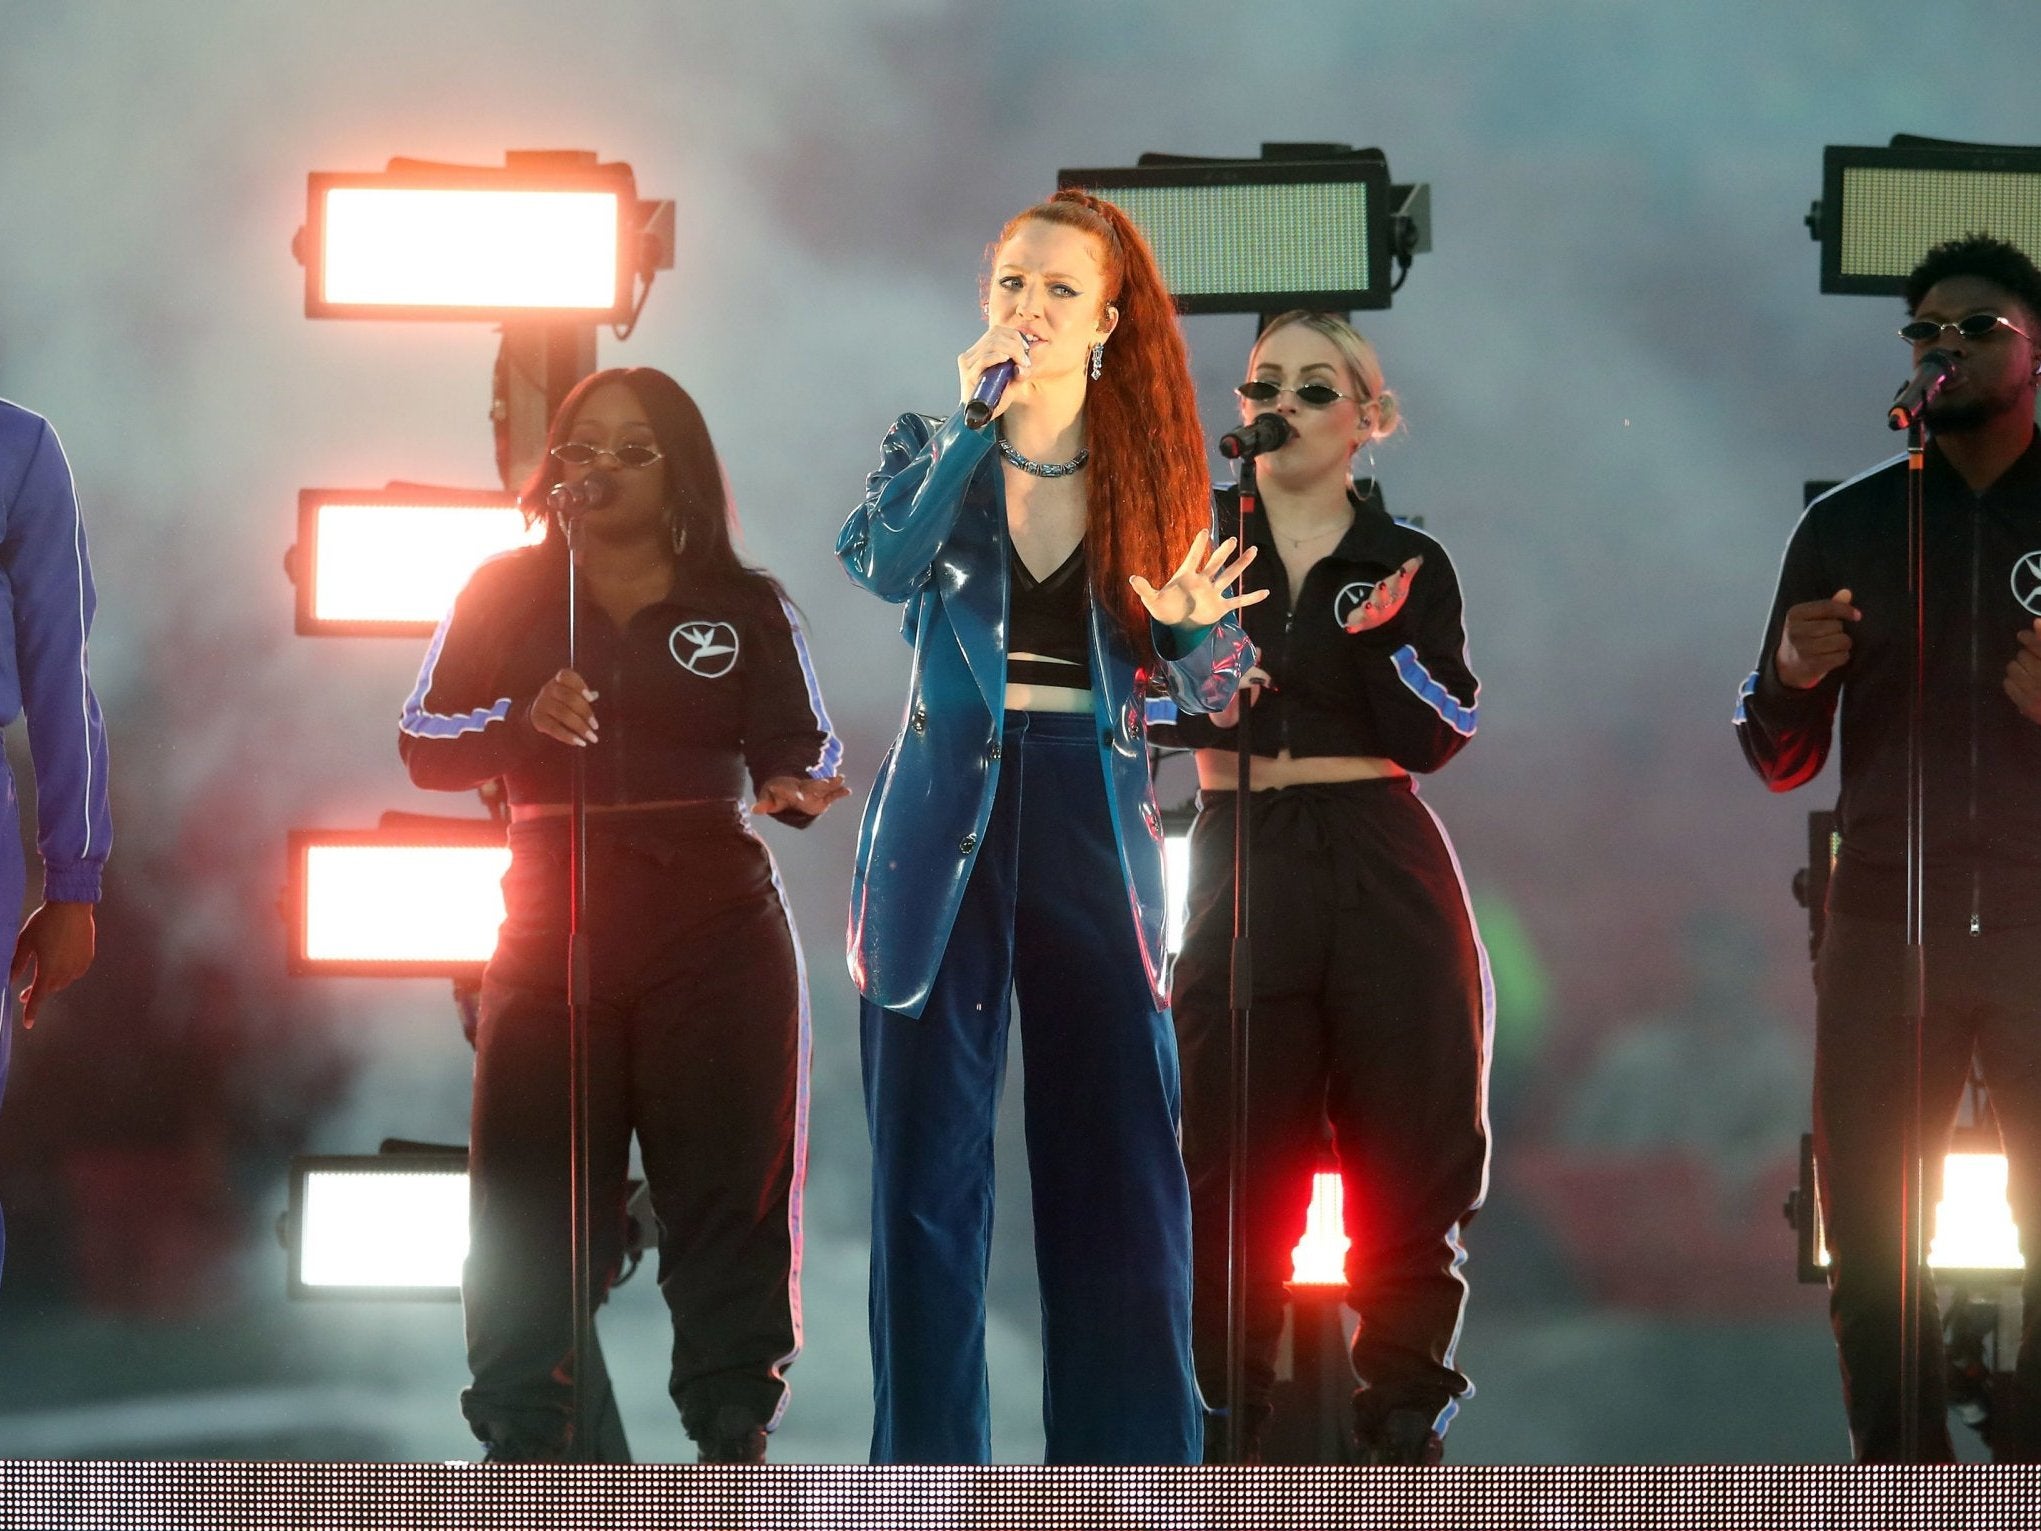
[550,441,665,469]
[1234,380,1362,408]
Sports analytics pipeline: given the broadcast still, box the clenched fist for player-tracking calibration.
[1775,588,1860,690]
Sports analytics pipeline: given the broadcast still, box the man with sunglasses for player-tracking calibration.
[1737,233,2041,1462]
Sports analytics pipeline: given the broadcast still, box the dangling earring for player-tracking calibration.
[1089,342,1105,381]
[670,512,689,557]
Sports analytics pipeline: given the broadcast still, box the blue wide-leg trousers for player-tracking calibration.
[861,709,1201,1465]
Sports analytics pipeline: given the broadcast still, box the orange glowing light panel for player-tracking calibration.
[1928,1153,2024,1272]
[319,186,621,312]
[302,164,639,321]
[1290,1170,1350,1287]
[296,840,509,973]
[297,491,543,636]
[1804,1147,2024,1275]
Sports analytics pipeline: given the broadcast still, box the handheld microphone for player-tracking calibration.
[1219,413,1295,460]
[963,336,1030,430]
[1888,349,1957,431]
[546,470,619,519]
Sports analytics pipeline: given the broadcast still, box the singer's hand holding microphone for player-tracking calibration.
[960,326,1033,428]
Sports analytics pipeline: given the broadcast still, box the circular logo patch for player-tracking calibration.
[2013,551,2041,616]
[669,620,740,678]
[1333,580,1376,628]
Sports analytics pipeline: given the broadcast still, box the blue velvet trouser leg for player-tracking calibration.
[862,710,1201,1465]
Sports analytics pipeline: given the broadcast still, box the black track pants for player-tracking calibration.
[461,805,808,1455]
[1813,911,2041,1462]
[1173,778,1490,1435]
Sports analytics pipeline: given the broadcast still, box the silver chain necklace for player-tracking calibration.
[997,434,1090,478]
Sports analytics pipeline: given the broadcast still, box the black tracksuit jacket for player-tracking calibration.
[398,538,839,818]
[1736,432,2041,931]
[1158,480,1478,765]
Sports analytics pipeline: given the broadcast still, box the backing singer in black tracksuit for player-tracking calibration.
[400,368,844,1464]
[1160,313,1491,1466]
[1736,236,2041,1462]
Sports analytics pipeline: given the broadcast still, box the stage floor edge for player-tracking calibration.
[2,1461,2040,1530]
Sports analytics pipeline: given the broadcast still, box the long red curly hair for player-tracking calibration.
[990,189,1208,665]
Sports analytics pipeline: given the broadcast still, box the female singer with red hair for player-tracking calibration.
[838,189,1259,1464]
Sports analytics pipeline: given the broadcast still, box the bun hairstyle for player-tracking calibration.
[1253,310,1402,443]
[990,188,1208,665]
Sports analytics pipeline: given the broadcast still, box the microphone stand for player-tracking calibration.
[1897,414,1928,1463]
[1223,455,1259,1467]
[562,511,598,1463]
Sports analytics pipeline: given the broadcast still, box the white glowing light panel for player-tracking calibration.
[299,1167,468,1289]
[1164,831,1192,955]
[311,500,541,627]
[1811,1150,2025,1273]
[1928,1152,2025,1272]
[1837,166,2041,281]
[301,843,510,966]
[1093,181,1374,299]
[319,187,622,311]
[1290,1171,1349,1287]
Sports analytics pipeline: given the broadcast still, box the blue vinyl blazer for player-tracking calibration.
[837,408,1254,1018]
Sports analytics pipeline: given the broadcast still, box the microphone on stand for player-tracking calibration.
[547,470,620,519]
[1219,413,1295,460]
[1889,349,1957,431]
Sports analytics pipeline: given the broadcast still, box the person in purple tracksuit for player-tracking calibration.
[0,398,113,1275]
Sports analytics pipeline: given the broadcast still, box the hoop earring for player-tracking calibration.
[1089,342,1105,380]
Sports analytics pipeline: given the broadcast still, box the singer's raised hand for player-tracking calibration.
[1775,588,1860,690]
[529,667,599,747]
[1344,557,1423,633]
[1129,531,1268,630]
[957,325,1033,421]
[2005,618,2041,725]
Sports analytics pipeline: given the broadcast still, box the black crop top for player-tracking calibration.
[1007,542,1091,691]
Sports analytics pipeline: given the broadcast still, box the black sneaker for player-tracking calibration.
[1354,1406,1445,1466]
[695,1404,768,1465]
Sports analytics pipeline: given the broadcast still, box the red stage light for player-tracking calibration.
[299,160,644,323]
[289,488,544,637]
[287,822,509,977]
[1290,1170,1349,1288]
